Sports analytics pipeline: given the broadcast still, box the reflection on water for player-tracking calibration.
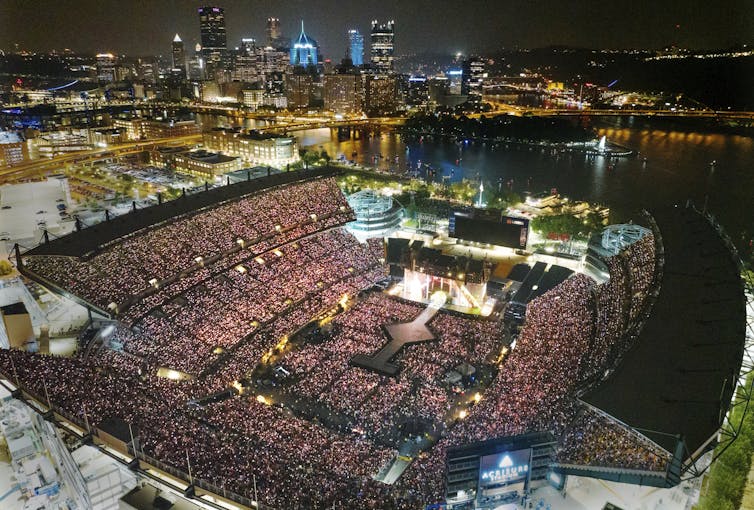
[198,113,754,246]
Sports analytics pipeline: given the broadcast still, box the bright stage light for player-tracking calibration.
[430,290,447,307]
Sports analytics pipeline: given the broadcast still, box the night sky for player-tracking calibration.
[1,0,752,57]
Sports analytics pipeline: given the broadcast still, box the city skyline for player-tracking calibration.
[1,0,752,58]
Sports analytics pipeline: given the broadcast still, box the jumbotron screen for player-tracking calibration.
[478,448,532,490]
[450,210,529,249]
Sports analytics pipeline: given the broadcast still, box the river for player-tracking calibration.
[197,113,754,249]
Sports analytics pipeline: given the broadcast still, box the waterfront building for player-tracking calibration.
[112,117,200,141]
[324,71,364,114]
[364,74,401,115]
[173,149,241,178]
[202,127,300,167]
[241,88,265,109]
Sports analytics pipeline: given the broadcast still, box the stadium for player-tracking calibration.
[0,167,749,510]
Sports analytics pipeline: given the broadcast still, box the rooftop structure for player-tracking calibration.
[290,20,318,66]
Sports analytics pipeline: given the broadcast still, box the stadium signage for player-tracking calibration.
[480,454,529,483]
[478,449,531,487]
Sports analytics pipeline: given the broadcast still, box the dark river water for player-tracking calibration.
[198,114,754,248]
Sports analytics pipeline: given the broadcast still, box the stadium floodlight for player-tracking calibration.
[459,409,468,419]
[339,205,347,211]
[275,225,281,231]
[255,257,265,265]
[310,214,318,221]
[149,278,159,288]
[273,249,283,257]
[235,265,247,273]
[195,256,204,266]
[236,238,245,247]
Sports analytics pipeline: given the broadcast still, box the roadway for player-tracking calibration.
[482,97,754,120]
[0,134,202,183]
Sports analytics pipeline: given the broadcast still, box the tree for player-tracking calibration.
[0,259,14,276]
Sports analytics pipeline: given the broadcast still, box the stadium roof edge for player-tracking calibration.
[581,205,747,464]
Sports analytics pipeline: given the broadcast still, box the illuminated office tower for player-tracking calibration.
[370,20,394,74]
[198,6,227,72]
[266,17,281,45]
[348,29,364,66]
[172,34,186,76]
[290,21,319,67]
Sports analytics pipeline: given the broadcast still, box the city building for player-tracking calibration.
[112,117,200,141]
[233,38,262,83]
[172,33,186,77]
[188,43,205,80]
[290,21,319,67]
[266,17,281,46]
[406,75,429,108]
[285,70,316,109]
[0,131,29,167]
[95,53,118,82]
[90,128,123,147]
[348,29,364,66]
[31,132,91,158]
[370,20,395,74]
[262,93,288,109]
[198,6,227,74]
[149,145,191,169]
[173,149,241,178]
[323,72,364,114]
[364,74,401,115]
[203,127,300,167]
[462,56,486,100]
[241,88,264,109]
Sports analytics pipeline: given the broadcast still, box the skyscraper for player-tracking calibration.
[461,56,486,100]
[290,21,319,67]
[266,17,281,46]
[347,29,364,66]
[198,6,227,73]
[172,34,186,76]
[370,20,395,74]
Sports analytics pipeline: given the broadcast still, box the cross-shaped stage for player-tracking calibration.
[350,300,440,376]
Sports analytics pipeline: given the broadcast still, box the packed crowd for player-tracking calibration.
[276,292,502,440]
[23,178,353,310]
[583,232,656,383]
[0,195,667,509]
[557,409,671,472]
[117,228,379,376]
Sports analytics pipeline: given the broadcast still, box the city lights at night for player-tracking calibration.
[0,2,752,510]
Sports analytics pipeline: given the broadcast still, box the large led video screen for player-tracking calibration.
[478,448,532,489]
[451,212,529,249]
